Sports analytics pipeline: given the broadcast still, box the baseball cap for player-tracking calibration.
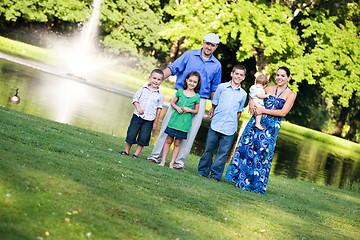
[203,33,220,45]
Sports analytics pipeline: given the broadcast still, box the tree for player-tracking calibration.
[161,0,302,80]
[0,0,91,45]
[100,0,169,66]
[297,2,360,139]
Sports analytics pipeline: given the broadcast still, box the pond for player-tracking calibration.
[1,54,359,189]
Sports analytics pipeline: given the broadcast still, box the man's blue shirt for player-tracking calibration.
[168,48,222,99]
[210,81,247,135]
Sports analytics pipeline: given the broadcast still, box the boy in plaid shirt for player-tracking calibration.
[119,69,164,158]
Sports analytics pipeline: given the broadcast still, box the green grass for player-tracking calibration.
[280,121,360,155]
[0,36,53,62]
[1,107,360,240]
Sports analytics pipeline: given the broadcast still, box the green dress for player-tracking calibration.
[167,89,200,133]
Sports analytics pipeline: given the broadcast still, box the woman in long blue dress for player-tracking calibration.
[225,67,296,194]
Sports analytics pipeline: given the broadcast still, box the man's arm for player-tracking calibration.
[210,91,215,100]
[163,68,172,79]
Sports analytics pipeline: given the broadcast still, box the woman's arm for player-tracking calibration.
[255,91,296,117]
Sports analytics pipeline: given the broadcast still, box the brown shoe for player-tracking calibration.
[209,177,219,181]
[175,167,186,172]
[147,157,157,163]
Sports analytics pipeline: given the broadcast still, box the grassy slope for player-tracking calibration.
[1,107,359,240]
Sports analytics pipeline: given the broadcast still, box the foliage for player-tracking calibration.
[161,0,303,89]
[100,0,169,61]
[0,0,359,141]
[285,81,329,131]
[300,16,360,107]
[0,0,90,22]
[1,107,360,239]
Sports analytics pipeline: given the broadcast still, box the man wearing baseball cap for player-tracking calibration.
[148,33,222,171]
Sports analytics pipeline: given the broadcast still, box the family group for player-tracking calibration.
[119,33,296,194]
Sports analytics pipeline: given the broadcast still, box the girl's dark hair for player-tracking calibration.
[278,66,290,77]
[183,71,201,93]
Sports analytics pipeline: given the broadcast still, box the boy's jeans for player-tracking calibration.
[196,128,235,181]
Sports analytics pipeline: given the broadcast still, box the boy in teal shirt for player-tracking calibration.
[196,64,247,181]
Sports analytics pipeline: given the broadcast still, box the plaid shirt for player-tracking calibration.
[132,85,164,121]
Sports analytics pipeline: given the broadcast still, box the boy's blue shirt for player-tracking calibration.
[210,81,247,135]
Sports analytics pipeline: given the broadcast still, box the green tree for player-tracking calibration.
[162,0,302,80]
[161,0,360,141]
[0,0,91,45]
[295,1,360,140]
[100,0,169,69]
[0,0,90,25]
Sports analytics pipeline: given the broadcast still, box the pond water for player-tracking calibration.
[1,54,359,189]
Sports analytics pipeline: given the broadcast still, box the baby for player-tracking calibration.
[249,74,269,130]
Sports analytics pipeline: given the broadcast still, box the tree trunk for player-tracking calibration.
[346,118,358,141]
[250,47,269,76]
[333,106,349,137]
[345,92,359,142]
[161,36,185,69]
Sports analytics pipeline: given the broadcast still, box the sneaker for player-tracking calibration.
[119,151,129,156]
[158,163,165,166]
[132,154,139,159]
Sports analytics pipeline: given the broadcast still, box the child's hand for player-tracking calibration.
[181,107,192,113]
[152,122,157,130]
[137,108,144,115]
[206,107,215,119]
[175,106,183,114]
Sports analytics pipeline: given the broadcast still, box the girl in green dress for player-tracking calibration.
[159,72,201,168]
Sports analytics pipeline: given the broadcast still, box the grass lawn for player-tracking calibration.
[1,107,360,240]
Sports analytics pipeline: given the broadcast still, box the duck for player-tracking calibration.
[10,89,20,104]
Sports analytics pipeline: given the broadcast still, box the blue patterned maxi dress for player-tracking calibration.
[224,92,286,194]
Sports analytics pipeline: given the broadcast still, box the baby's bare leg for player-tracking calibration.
[255,114,264,130]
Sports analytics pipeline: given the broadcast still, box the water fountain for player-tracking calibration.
[52,0,113,79]
[39,0,118,123]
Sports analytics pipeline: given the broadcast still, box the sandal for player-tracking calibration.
[119,151,129,156]
[132,154,139,159]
